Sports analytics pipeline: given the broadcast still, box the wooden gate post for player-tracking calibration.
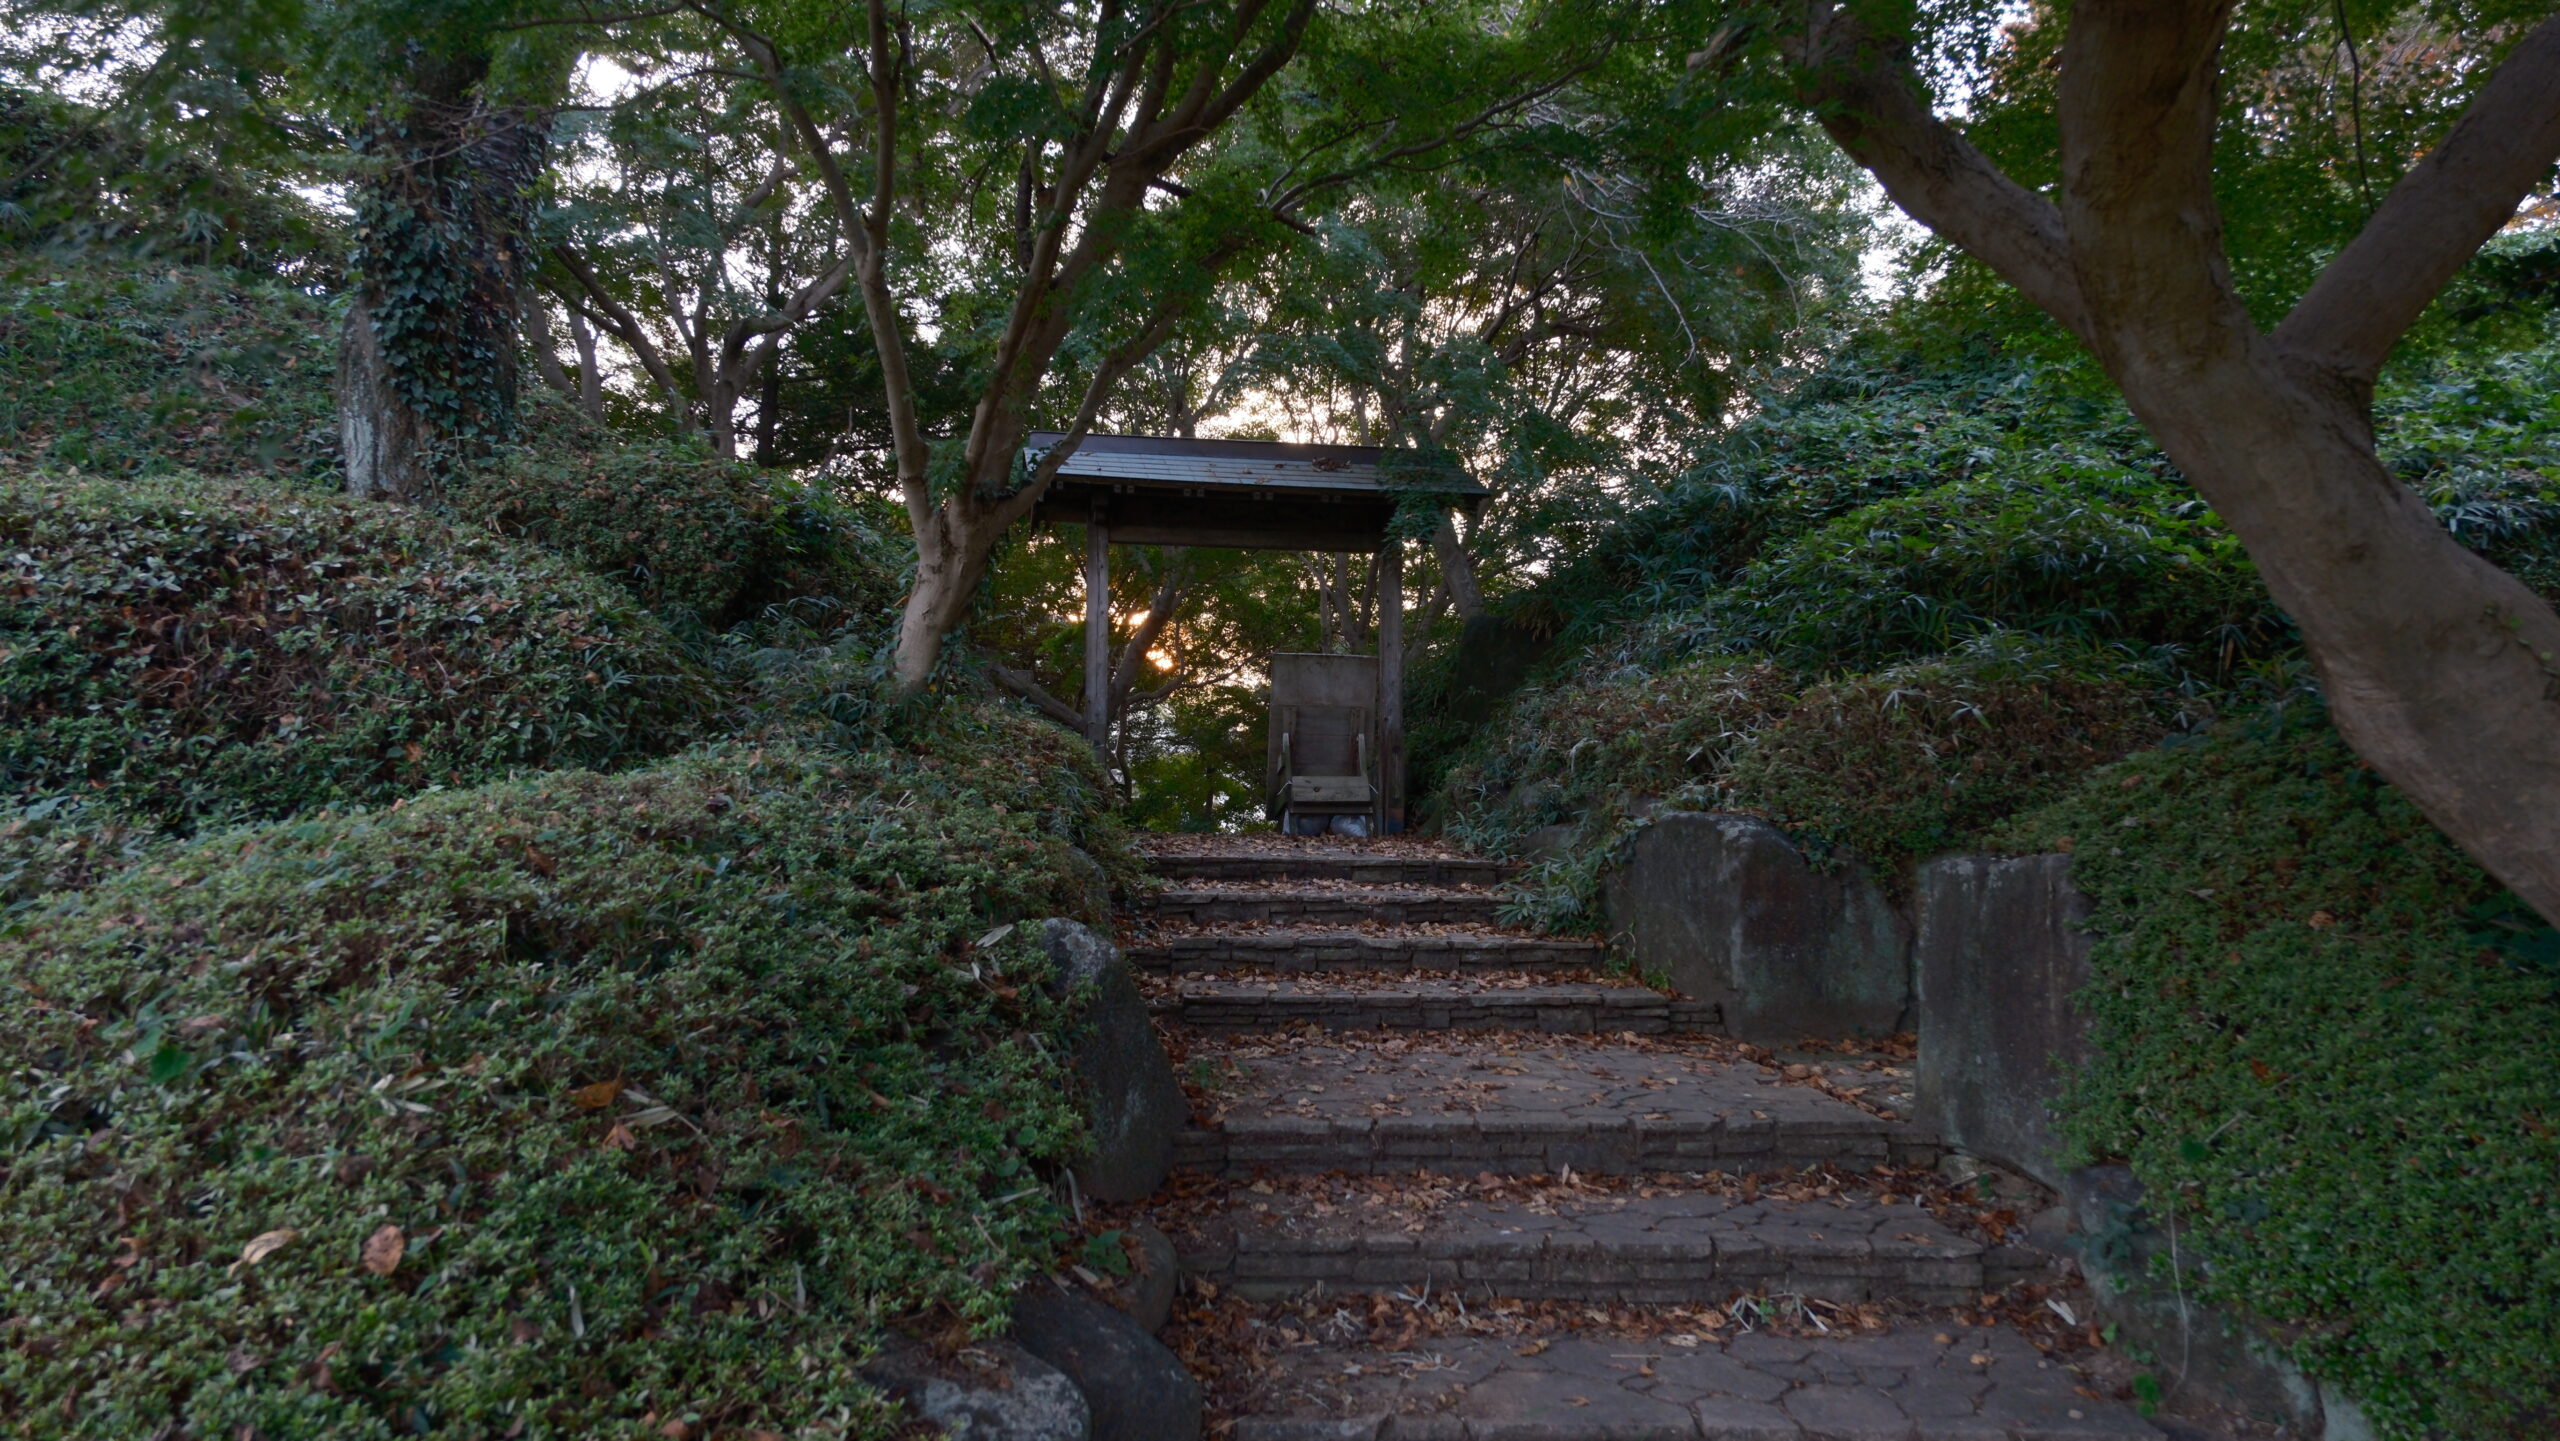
[1377,537,1405,832]
[1083,502,1111,754]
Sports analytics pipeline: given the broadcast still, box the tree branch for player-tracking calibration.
[988,661,1087,728]
[1110,557,1189,716]
[1780,0,2092,343]
[547,245,697,423]
[2275,14,2560,382]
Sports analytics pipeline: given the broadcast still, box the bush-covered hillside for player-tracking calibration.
[0,259,341,481]
[1430,316,2560,920]
[0,243,1153,1438]
[1994,705,2560,1440]
[0,723,1121,1439]
[0,469,711,831]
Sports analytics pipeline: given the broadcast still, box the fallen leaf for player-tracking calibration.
[568,1079,625,1111]
[361,1224,404,1277]
[231,1228,298,1274]
[1516,1338,1550,1356]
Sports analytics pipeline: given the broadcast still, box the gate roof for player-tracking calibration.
[1026,431,1482,551]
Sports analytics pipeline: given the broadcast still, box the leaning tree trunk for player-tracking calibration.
[340,54,547,500]
[1780,0,2560,924]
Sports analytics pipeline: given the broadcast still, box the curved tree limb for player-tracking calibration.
[2276,14,2560,385]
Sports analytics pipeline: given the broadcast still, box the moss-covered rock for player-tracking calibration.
[0,468,710,830]
[0,729,1120,1439]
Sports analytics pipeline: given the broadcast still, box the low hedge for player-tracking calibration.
[1997,704,2560,1438]
[0,725,1120,1439]
[0,469,710,831]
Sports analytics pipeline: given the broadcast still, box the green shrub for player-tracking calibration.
[458,408,909,630]
[1996,705,2560,1438]
[1444,640,2174,925]
[1441,659,1796,852]
[0,469,710,830]
[1729,641,2176,874]
[2378,318,2560,603]
[0,259,339,481]
[1701,469,2282,682]
[0,729,1120,1439]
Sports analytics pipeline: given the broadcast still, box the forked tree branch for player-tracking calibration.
[1780,0,2092,343]
[2276,14,2560,382]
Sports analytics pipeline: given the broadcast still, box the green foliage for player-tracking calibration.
[0,85,339,278]
[0,468,710,831]
[0,728,1122,1439]
[0,257,339,481]
[1701,469,2282,683]
[1447,639,2173,923]
[458,408,909,630]
[1995,704,2560,1439]
[1728,641,2177,875]
[2376,311,2560,603]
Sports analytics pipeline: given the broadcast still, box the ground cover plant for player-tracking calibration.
[0,712,1122,1439]
[1993,702,2560,1437]
[0,259,339,481]
[0,468,711,832]
[458,406,910,632]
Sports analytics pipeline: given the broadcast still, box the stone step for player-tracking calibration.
[1176,1184,2040,1306]
[1228,1327,2160,1440]
[1173,1036,1931,1177]
[1144,848,1517,887]
[1129,928,1602,975]
[1135,884,1509,928]
[1153,977,1713,1035]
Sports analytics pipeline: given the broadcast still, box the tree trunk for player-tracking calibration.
[338,53,545,500]
[2102,342,2560,924]
[1433,509,1484,622]
[338,294,435,499]
[567,308,605,420]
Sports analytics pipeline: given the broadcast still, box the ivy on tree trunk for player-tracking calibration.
[340,52,545,500]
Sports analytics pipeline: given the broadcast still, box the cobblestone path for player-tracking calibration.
[1122,837,2164,1441]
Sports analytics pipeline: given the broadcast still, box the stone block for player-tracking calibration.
[1912,854,2092,1188]
[1010,1283,1201,1441]
[1599,811,1911,1043]
[860,1335,1089,1440]
[1042,920,1186,1203]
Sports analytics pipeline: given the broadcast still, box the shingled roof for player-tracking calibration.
[1026,431,1481,551]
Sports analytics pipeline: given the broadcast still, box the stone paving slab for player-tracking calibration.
[1130,929,1606,974]
[1137,885,1511,927]
[1177,1038,1897,1176]
[1147,851,1519,886]
[1227,1328,2158,1440]
[1177,1188,1998,1306]
[1156,977,1719,1034]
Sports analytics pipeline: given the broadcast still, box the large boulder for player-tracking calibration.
[860,1336,1090,1440]
[1598,812,1909,1042]
[1912,852,2092,1187]
[1011,1283,1203,1441]
[1042,919,1186,1202]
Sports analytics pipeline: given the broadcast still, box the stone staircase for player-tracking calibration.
[1123,839,2162,1441]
